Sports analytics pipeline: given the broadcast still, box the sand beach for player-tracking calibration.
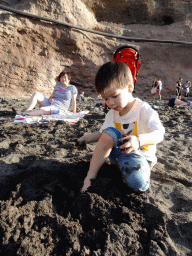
[0,97,191,255]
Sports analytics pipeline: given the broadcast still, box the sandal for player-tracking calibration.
[12,107,24,116]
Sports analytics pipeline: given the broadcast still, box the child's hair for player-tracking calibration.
[57,71,71,82]
[95,61,133,94]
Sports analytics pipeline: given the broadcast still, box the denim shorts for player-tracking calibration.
[102,127,151,192]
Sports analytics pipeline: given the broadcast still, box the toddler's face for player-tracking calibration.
[100,84,133,112]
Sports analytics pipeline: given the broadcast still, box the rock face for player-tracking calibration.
[0,0,192,98]
[83,0,192,25]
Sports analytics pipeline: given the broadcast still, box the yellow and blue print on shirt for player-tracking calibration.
[113,120,148,151]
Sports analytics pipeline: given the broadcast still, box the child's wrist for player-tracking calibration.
[81,135,87,144]
[135,135,141,149]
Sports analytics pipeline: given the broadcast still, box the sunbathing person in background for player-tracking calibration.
[168,98,192,108]
[14,71,77,116]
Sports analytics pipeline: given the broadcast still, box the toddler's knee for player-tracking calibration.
[124,173,150,192]
[102,127,119,134]
[102,127,123,144]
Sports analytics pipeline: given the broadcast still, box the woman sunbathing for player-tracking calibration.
[14,71,77,116]
[168,98,192,108]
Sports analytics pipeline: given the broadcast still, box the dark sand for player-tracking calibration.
[0,97,192,255]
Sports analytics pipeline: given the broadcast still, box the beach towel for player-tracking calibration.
[14,110,89,124]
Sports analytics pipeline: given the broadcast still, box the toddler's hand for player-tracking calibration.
[118,136,139,154]
[75,137,86,150]
[81,176,91,193]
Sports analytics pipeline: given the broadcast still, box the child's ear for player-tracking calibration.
[128,83,134,93]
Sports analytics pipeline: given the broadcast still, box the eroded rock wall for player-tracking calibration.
[83,0,192,25]
[0,0,192,98]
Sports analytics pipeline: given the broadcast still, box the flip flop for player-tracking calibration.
[12,107,17,115]
[12,107,24,116]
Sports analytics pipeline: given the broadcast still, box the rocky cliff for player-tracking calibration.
[83,0,192,25]
[0,0,192,98]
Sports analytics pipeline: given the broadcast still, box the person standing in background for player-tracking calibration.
[156,79,162,100]
[150,79,157,100]
[175,78,183,100]
[183,80,191,101]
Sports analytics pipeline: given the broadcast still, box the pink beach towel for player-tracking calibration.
[14,110,89,124]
